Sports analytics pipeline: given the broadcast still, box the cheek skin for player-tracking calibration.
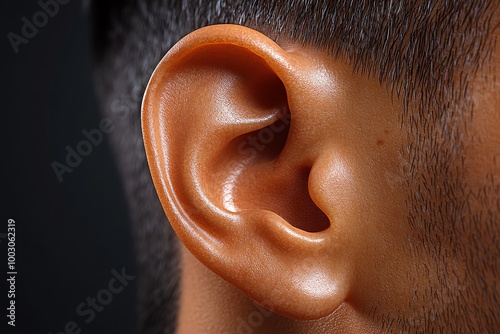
[348,37,500,328]
[466,58,500,185]
[301,55,417,320]
[461,37,500,308]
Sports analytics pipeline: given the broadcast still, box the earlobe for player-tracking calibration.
[142,24,352,319]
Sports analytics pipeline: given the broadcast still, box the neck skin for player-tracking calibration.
[175,246,375,334]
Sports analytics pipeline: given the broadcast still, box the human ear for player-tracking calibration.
[142,24,406,320]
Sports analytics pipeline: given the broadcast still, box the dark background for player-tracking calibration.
[2,1,138,333]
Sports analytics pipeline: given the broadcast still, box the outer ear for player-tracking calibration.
[142,24,350,319]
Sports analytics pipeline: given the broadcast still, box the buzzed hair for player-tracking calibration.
[88,1,499,333]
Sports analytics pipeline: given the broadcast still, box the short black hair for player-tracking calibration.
[88,1,499,333]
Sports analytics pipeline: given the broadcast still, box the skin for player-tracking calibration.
[141,25,499,333]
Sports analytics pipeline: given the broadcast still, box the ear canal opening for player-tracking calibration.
[232,164,331,233]
[278,168,331,233]
[214,109,330,233]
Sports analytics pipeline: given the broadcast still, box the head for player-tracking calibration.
[89,1,500,333]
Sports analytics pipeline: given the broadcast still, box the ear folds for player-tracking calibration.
[142,24,350,319]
